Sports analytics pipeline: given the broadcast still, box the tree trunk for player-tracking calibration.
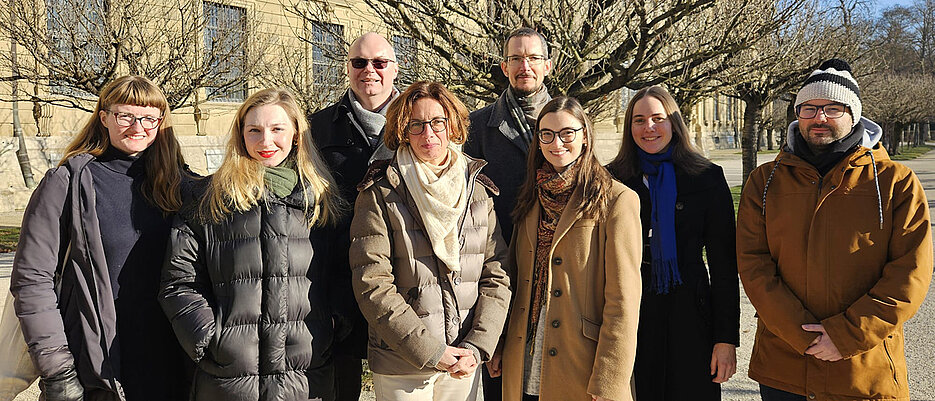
[923,122,931,142]
[10,37,36,188]
[767,128,775,150]
[741,99,761,190]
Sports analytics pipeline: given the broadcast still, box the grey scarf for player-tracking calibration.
[348,88,399,163]
[505,86,551,143]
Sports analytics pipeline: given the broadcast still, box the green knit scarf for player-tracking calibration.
[263,159,298,198]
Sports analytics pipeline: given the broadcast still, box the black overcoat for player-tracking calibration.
[615,163,740,401]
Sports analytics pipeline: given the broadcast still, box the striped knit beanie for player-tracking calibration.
[794,59,861,127]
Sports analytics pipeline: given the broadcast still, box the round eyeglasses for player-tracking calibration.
[408,118,448,135]
[108,110,162,129]
[537,126,583,144]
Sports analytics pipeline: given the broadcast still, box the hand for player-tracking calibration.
[448,353,478,379]
[434,346,473,371]
[39,366,84,401]
[802,324,843,361]
[486,350,503,378]
[710,342,737,383]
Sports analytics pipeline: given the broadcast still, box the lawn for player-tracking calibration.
[890,144,934,161]
[0,227,20,253]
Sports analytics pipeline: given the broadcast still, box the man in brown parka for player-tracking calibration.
[737,59,932,401]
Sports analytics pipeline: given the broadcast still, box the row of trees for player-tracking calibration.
[2,0,934,188]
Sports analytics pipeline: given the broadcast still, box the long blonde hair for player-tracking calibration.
[200,88,342,227]
[61,75,186,213]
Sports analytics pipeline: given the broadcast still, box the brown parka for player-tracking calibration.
[737,125,932,400]
[501,181,642,401]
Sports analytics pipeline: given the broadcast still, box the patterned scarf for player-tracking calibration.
[637,147,682,294]
[527,160,579,346]
[505,86,551,144]
[397,145,468,272]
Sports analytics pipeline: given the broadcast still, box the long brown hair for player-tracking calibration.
[61,75,185,213]
[512,96,614,222]
[384,81,469,150]
[200,88,343,227]
[606,85,710,180]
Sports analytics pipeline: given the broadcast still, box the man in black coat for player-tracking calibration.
[309,32,399,401]
[463,27,553,401]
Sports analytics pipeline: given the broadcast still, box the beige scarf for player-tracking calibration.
[397,145,469,272]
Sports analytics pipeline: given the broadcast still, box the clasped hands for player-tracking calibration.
[802,324,843,361]
[435,345,478,379]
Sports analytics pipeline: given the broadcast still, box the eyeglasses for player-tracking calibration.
[796,103,848,119]
[505,55,547,66]
[349,57,395,70]
[408,118,448,135]
[537,127,584,144]
[108,110,162,129]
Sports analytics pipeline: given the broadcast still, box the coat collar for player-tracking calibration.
[356,151,497,195]
[487,90,530,153]
[329,91,354,123]
[523,182,585,251]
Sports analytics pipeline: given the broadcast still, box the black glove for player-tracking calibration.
[39,366,84,401]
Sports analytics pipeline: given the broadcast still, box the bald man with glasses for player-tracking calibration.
[309,32,401,401]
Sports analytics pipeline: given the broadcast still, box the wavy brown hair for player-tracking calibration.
[384,81,469,150]
[606,85,710,180]
[512,96,614,222]
[200,88,343,227]
[60,75,186,213]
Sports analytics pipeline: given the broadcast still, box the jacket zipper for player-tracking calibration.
[883,337,899,386]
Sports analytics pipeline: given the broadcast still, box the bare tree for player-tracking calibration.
[349,0,807,110]
[0,0,269,111]
[720,0,869,187]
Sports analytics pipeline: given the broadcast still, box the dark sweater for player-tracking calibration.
[87,148,190,400]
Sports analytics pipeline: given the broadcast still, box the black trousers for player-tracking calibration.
[759,384,807,401]
[482,367,502,401]
[333,355,362,401]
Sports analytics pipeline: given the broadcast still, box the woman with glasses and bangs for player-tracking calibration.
[493,96,642,401]
[606,86,739,401]
[11,75,194,401]
[348,81,511,401]
[159,88,344,401]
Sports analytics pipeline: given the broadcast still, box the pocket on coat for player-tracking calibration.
[581,317,601,342]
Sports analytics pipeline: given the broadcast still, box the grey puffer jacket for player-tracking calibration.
[12,154,124,401]
[160,180,335,401]
[349,154,512,376]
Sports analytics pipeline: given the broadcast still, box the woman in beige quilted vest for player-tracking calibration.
[493,96,642,401]
[349,81,512,401]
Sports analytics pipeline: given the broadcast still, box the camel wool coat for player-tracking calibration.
[501,180,642,401]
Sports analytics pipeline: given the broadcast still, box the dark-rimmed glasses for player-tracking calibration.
[538,127,583,144]
[350,58,395,70]
[108,110,162,129]
[796,103,848,119]
[505,55,547,67]
[408,118,448,135]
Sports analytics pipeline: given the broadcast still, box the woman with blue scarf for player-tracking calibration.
[606,86,740,401]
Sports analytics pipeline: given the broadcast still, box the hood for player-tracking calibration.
[785,116,883,153]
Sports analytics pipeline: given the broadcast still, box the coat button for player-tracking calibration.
[808,394,815,400]
[548,348,557,356]
[551,320,560,328]
[452,316,460,325]
[553,289,562,297]
[675,202,684,210]
[553,257,562,265]
[346,139,354,145]
[454,277,462,285]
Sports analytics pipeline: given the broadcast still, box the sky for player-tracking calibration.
[872,0,916,13]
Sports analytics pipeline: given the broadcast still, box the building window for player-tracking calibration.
[204,1,247,102]
[392,35,417,87]
[713,95,720,122]
[310,21,345,103]
[45,0,107,96]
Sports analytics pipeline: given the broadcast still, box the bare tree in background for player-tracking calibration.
[0,0,269,111]
[721,0,869,187]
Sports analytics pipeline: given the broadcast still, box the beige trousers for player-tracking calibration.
[372,370,480,401]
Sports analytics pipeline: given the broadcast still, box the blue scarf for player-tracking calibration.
[638,147,682,294]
